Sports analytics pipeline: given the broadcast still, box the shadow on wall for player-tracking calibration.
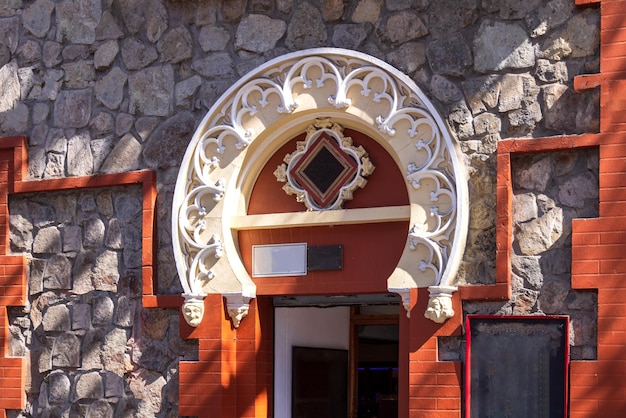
[7,187,197,417]
[441,147,600,363]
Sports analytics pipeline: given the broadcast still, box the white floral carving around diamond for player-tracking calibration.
[275,119,375,211]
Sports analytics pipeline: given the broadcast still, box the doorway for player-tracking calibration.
[274,297,399,418]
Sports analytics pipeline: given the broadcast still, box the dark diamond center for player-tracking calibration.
[301,146,346,194]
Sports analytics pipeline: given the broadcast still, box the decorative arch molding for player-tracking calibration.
[172,48,469,327]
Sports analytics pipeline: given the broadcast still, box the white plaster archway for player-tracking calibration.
[172,48,469,327]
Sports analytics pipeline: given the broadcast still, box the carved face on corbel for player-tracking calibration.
[424,293,454,323]
[182,300,204,327]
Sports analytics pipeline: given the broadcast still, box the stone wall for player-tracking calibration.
[9,187,196,417]
[0,0,600,416]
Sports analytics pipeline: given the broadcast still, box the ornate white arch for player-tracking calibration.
[172,48,469,327]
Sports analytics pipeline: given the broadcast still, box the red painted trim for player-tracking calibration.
[464,315,472,418]
[0,136,167,414]
[574,74,603,90]
[463,132,605,303]
[497,133,602,154]
[12,170,165,305]
[13,170,154,193]
[142,295,182,308]
[459,283,510,300]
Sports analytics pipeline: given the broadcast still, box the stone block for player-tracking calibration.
[63,225,82,253]
[74,371,104,400]
[0,61,20,113]
[113,295,131,327]
[56,0,101,44]
[54,89,92,128]
[428,0,477,35]
[93,294,114,325]
[384,11,427,43]
[104,218,123,250]
[473,20,534,72]
[67,131,94,176]
[121,38,158,71]
[143,111,195,169]
[87,400,114,418]
[83,218,105,248]
[82,328,105,370]
[158,26,193,64]
[94,40,119,70]
[9,212,33,252]
[51,332,81,367]
[331,24,368,50]
[100,133,142,174]
[93,250,120,291]
[102,328,129,376]
[43,304,71,331]
[43,254,72,290]
[61,60,95,89]
[128,65,173,117]
[95,67,127,110]
[352,0,382,23]
[426,32,472,77]
[72,303,91,330]
[34,226,62,254]
[235,14,286,54]
[140,309,170,340]
[198,26,230,52]
[286,2,326,50]
[48,371,71,404]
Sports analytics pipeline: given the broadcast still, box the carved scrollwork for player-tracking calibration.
[173,49,467,327]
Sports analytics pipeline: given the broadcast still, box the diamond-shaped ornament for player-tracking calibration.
[275,120,374,211]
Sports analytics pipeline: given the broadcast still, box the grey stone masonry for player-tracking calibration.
[9,187,197,417]
[2,0,601,415]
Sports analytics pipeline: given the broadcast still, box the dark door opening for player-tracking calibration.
[278,299,400,418]
[350,307,399,418]
[292,346,349,418]
[356,324,399,417]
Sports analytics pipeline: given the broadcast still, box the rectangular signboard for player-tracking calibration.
[252,243,307,277]
[465,315,569,418]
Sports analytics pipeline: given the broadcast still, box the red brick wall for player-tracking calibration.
[0,138,27,412]
[179,296,273,418]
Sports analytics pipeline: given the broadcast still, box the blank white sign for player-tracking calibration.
[252,243,307,277]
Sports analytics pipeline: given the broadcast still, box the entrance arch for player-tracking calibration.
[172,48,468,328]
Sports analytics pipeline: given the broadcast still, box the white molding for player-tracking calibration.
[172,48,469,327]
[389,287,411,318]
[230,205,411,229]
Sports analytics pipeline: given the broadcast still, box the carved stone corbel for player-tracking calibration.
[224,293,252,328]
[389,287,411,318]
[424,285,457,323]
[182,295,206,327]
